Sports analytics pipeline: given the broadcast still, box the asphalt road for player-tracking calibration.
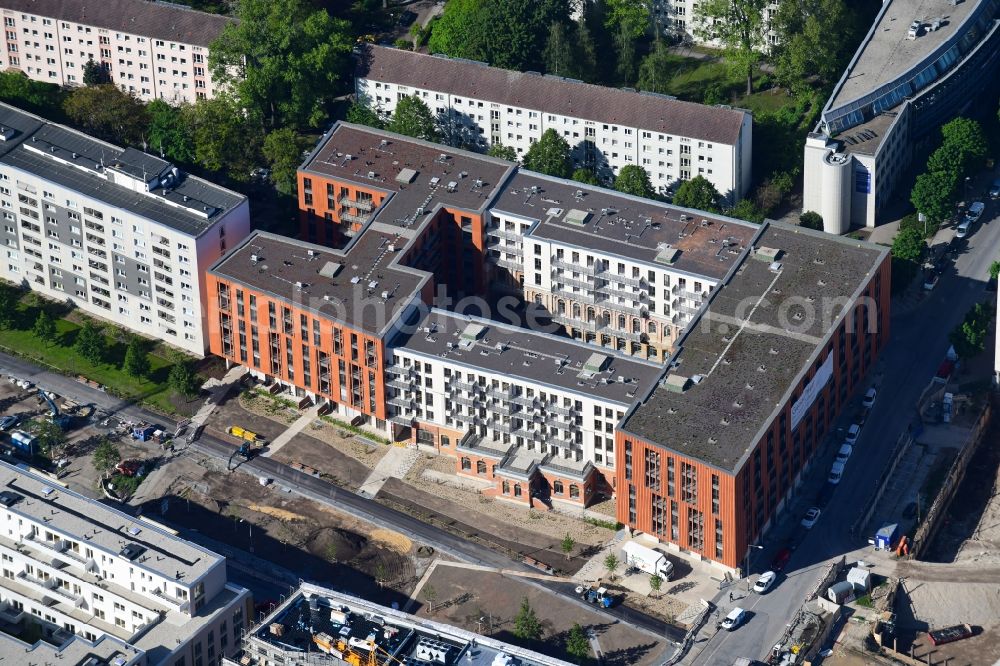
[693,194,1000,664]
[0,352,683,644]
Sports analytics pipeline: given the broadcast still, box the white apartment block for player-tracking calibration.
[0,102,250,356]
[484,172,760,362]
[386,309,662,504]
[650,0,780,47]
[0,461,252,666]
[356,45,752,202]
[0,0,233,103]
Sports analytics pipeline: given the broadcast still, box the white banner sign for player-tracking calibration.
[791,353,833,430]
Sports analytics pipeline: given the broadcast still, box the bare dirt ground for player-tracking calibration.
[412,564,669,666]
[137,452,433,608]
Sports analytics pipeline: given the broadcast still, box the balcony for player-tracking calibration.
[387,395,416,410]
[599,270,644,288]
[676,287,706,300]
[599,298,647,318]
[676,302,701,316]
[552,272,594,290]
[551,315,598,333]
[552,258,600,274]
[553,287,598,304]
[150,586,188,609]
[339,197,375,212]
[338,208,370,225]
[386,377,414,391]
[599,325,644,342]
[486,227,521,241]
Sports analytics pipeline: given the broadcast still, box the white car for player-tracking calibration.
[844,424,861,445]
[956,219,971,238]
[829,461,845,485]
[836,443,853,465]
[801,507,822,529]
[966,201,985,222]
[989,179,1000,200]
[862,387,877,409]
[721,607,747,631]
[754,571,777,593]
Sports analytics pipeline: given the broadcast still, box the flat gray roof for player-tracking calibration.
[357,45,749,146]
[302,123,514,230]
[494,172,758,280]
[0,631,141,666]
[0,461,223,582]
[210,230,429,336]
[827,0,981,110]
[621,224,888,473]
[392,309,662,404]
[0,103,245,237]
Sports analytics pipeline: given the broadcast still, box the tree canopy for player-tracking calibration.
[146,99,195,164]
[572,167,600,185]
[487,143,518,162]
[637,41,675,94]
[263,128,308,195]
[93,438,121,475]
[614,165,655,198]
[122,337,151,380]
[799,211,824,231]
[694,0,770,94]
[182,95,261,181]
[209,0,355,129]
[74,322,107,365]
[0,72,64,114]
[513,597,543,642]
[0,282,19,329]
[673,176,722,212]
[387,95,440,142]
[949,302,994,359]
[82,59,112,86]
[940,117,988,173]
[772,0,854,94]
[522,129,572,178]
[910,170,954,227]
[32,311,56,345]
[62,85,149,145]
[565,623,590,663]
[346,101,384,129]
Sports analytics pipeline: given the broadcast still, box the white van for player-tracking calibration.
[845,423,861,445]
[829,461,845,485]
[721,607,747,631]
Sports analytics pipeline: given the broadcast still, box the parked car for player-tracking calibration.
[801,507,822,529]
[923,272,940,290]
[989,179,1000,200]
[753,571,777,594]
[721,607,747,631]
[966,201,985,222]
[0,415,19,431]
[836,443,853,465]
[956,218,972,239]
[771,548,792,572]
[844,423,861,445]
[862,387,877,408]
[829,461,845,485]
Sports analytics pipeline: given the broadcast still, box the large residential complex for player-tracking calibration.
[0,0,233,103]
[355,45,753,202]
[0,461,252,666]
[0,102,250,356]
[802,0,1000,232]
[618,225,890,572]
[225,582,570,666]
[206,122,890,575]
[650,0,780,48]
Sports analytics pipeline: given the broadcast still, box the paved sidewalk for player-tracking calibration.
[261,403,321,458]
[357,446,422,498]
[191,365,245,428]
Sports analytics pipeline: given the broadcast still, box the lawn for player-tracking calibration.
[0,298,182,414]
[655,55,744,103]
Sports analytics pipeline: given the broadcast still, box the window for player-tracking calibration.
[460,457,471,471]
[553,480,564,494]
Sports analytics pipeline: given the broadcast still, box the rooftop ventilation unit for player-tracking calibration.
[395,167,417,184]
[754,246,783,262]
[367,171,376,179]
[429,176,440,187]
[664,374,691,393]
[655,244,680,265]
[564,209,591,226]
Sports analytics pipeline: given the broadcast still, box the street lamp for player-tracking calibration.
[742,544,764,580]
[965,176,972,205]
[240,519,254,554]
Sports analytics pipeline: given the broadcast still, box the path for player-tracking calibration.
[357,445,421,497]
[260,404,321,458]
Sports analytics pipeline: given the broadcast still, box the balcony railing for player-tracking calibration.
[552,258,600,274]
[339,197,374,212]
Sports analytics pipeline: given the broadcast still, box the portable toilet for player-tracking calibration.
[875,523,899,550]
[846,566,872,593]
[827,581,857,605]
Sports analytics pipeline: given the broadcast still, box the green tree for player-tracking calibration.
[649,574,663,598]
[523,128,572,178]
[615,165,655,198]
[32,311,56,346]
[543,21,576,77]
[0,281,19,329]
[62,85,149,145]
[74,322,106,365]
[949,302,994,359]
[0,72,64,114]
[182,95,262,180]
[772,0,853,93]
[605,0,651,39]
[565,623,590,663]
[694,0,769,94]
[122,337,151,380]
[799,211,824,230]
[513,597,543,641]
[730,198,764,223]
[387,95,439,141]
[146,99,195,164]
[346,101,384,129]
[487,142,518,162]
[92,438,121,476]
[989,260,1000,282]
[637,41,675,94]
[940,117,988,172]
[422,584,437,612]
[673,175,722,212]
[82,59,111,86]
[604,553,619,580]
[210,0,355,129]
[560,533,576,560]
[910,170,955,227]
[574,19,601,84]
[891,227,925,263]
[572,167,600,185]
[263,128,308,196]
[614,21,637,85]
[27,418,66,457]
[168,359,200,398]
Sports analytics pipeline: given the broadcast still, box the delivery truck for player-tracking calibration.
[621,541,674,581]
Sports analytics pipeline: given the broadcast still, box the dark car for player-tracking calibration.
[0,415,19,431]
[771,547,792,572]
